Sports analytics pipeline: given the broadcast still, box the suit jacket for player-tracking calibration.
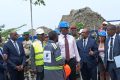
[3,40,26,70]
[77,37,98,68]
[104,34,120,67]
[0,53,4,72]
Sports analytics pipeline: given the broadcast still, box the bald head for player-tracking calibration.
[81,28,89,39]
[82,28,89,33]
[10,31,18,41]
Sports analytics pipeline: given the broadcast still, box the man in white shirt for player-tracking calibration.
[58,21,80,80]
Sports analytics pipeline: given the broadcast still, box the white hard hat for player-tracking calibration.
[102,21,108,25]
[36,28,44,34]
[78,29,83,34]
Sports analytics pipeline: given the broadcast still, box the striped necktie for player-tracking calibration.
[14,41,20,55]
[109,37,113,60]
[83,39,86,48]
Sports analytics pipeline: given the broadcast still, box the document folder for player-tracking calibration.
[114,55,120,68]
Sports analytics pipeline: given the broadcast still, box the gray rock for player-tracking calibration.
[61,7,106,30]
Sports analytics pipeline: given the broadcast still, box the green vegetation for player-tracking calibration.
[0,24,26,39]
[34,0,45,5]
[25,0,45,5]
[76,22,84,31]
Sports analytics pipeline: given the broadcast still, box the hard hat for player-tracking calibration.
[102,21,108,25]
[58,21,69,28]
[23,32,29,35]
[78,29,83,34]
[36,28,44,35]
[98,30,106,37]
[63,64,71,78]
[54,29,60,34]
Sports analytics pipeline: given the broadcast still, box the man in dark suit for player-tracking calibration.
[77,28,98,80]
[3,31,26,80]
[0,35,5,80]
[104,25,120,80]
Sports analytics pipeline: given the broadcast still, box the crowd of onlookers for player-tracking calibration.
[0,21,120,80]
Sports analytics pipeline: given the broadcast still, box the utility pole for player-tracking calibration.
[30,0,34,41]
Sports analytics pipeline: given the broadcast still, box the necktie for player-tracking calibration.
[83,39,86,48]
[64,35,70,61]
[109,37,113,60]
[14,42,20,55]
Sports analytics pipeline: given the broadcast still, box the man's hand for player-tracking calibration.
[30,69,37,74]
[16,66,21,71]
[89,49,94,56]
[20,65,24,70]
[16,65,24,71]
[76,63,80,71]
[3,54,8,61]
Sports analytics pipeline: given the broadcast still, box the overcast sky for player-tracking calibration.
[0,0,120,33]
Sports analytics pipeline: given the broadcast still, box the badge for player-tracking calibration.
[44,51,51,63]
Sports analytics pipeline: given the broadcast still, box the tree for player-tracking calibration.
[76,22,84,31]
[34,0,45,5]
[25,0,45,5]
[1,24,26,39]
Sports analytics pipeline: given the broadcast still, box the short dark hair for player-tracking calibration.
[107,25,116,30]
[48,31,58,40]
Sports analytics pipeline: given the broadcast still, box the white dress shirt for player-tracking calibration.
[83,38,88,47]
[107,34,116,61]
[58,34,80,62]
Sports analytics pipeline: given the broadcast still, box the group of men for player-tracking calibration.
[0,21,120,80]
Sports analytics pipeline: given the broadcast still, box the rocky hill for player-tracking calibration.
[61,7,106,30]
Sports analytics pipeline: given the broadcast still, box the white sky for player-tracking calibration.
[0,0,120,34]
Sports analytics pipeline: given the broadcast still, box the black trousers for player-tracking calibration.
[107,61,120,80]
[9,70,24,80]
[65,58,76,80]
[81,62,97,80]
[0,72,5,80]
[36,70,44,80]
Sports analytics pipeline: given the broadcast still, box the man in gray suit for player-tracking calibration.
[104,25,120,80]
